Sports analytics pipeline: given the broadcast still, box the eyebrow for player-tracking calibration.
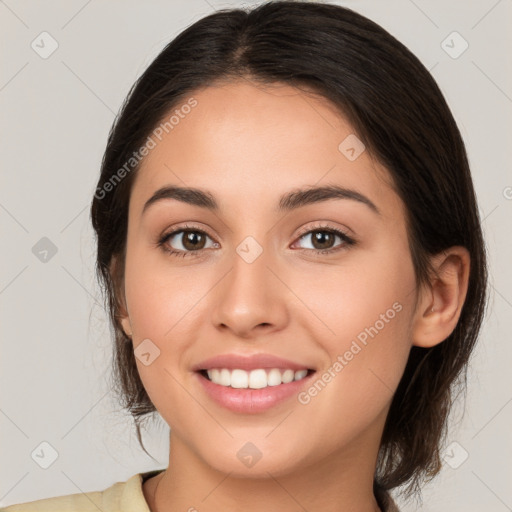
[142,184,380,216]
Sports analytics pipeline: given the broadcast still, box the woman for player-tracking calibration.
[2,1,488,511]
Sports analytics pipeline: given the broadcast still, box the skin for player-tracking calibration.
[117,80,470,512]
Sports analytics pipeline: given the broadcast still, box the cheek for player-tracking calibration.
[299,243,415,413]
[122,244,221,421]
[123,241,202,339]
[300,240,415,352]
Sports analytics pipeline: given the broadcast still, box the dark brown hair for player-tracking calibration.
[90,0,488,500]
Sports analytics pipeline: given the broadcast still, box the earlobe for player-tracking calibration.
[120,316,133,338]
[109,255,132,339]
[412,246,470,348]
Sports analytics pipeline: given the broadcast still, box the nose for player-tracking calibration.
[211,244,289,339]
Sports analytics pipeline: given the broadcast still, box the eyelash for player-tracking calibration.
[156,222,356,259]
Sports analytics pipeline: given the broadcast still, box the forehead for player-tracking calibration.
[130,80,398,218]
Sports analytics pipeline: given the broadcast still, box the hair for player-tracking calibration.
[90,0,488,501]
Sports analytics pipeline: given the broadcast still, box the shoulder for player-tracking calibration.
[1,473,152,512]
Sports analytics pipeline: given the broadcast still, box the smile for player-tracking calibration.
[195,367,316,414]
[202,368,312,389]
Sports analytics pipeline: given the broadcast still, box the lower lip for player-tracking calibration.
[195,371,315,414]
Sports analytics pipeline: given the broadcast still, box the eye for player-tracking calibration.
[157,224,218,258]
[292,224,356,255]
[157,222,356,259]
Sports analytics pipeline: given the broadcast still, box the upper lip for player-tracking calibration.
[192,353,315,372]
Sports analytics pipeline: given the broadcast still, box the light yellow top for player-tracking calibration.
[1,470,400,511]
[0,471,162,512]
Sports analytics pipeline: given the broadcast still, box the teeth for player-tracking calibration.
[248,369,267,389]
[219,368,230,386]
[205,368,310,388]
[231,369,249,388]
[282,369,295,383]
[267,368,282,386]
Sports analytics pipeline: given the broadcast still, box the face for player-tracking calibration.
[119,80,420,478]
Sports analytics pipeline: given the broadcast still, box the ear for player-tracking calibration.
[411,246,470,348]
[109,254,133,339]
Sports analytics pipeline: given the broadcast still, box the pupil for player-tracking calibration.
[184,231,204,250]
[314,231,333,250]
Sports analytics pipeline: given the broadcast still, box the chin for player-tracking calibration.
[199,439,309,479]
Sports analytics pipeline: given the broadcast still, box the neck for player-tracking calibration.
[145,430,384,512]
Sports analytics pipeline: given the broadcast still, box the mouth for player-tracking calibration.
[195,366,317,413]
[192,353,317,413]
[197,367,316,389]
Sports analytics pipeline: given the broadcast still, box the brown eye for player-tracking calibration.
[294,227,354,253]
[164,229,214,252]
[179,231,207,251]
[309,231,337,250]
[158,226,218,258]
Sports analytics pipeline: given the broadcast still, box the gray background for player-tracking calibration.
[1,0,511,510]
